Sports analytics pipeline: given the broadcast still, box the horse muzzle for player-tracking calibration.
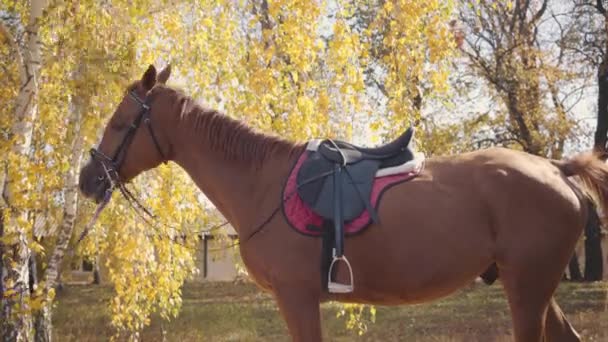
[78,160,112,204]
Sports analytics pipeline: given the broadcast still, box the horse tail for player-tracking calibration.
[552,151,608,222]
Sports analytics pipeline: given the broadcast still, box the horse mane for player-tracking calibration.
[153,86,303,165]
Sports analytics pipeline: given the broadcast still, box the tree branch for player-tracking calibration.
[372,78,389,97]
[509,0,521,34]
[597,0,606,14]
[531,0,548,26]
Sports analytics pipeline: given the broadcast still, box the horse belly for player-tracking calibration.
[327,179,494,305]
[331,244,492,305]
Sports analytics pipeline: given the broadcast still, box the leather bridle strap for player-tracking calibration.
[89,90,167,178]
[127,91,167,164]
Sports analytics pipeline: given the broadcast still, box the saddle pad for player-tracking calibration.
[282,150,421,236]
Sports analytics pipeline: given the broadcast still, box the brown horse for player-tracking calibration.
[79,64,608,341]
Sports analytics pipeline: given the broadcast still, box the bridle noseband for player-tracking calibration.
[90,90,167,186]
[78,90,168,244]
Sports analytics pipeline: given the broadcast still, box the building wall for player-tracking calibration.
[190,237,241,282]
[63,235,241,284]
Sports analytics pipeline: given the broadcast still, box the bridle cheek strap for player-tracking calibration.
[127,90,168,164]
[80,90,169,244]
[90,90,167,184]
[143,115,167,164]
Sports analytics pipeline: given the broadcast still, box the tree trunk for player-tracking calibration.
[568,251,583,281]
[1,236,33,342]
[29,251,38,295]
[587,51,608,282]
[0,2,48,340]
[92,256,101,285]
[594,14,608,154]
[595,67,608,152]
[0,211,5,337]
[584,205,604,281]
[34,83,85,342]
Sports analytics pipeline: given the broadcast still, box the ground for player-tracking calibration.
[54,281,608,341]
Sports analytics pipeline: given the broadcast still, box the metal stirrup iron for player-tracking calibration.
[328,250,354,294]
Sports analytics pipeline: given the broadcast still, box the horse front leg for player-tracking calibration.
[274,286,323,342]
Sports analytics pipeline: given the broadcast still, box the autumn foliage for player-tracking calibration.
[0,0,602,340]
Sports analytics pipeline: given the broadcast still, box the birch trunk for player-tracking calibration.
[33,108,84,342]
[0,1,48,341]
[34,88,86,342]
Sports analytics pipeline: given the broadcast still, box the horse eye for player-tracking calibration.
[97,175,105,181]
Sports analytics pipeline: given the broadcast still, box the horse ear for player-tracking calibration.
[157,64,171,84]
[141,65,157,90]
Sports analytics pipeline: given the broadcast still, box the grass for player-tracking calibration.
[53,280,608,341]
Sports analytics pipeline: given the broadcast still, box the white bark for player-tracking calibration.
[11,0,45,156]
[35,91,85,342]
[44,135,84,286]
[0,1,48,341]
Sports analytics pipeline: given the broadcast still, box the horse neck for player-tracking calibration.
[169,108,302,238]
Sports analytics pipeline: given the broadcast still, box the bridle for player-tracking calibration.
[89,90,167,188]
[77,90,168,244]
[78,89,282,249]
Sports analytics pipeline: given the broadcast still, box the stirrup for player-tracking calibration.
[327,250,354,294]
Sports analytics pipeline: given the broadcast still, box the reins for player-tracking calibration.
[77,177,301,253]
[76,182,236,253]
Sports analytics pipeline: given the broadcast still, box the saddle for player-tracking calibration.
[296,127,416,293]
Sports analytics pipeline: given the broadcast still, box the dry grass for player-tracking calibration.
[53,281,608,341]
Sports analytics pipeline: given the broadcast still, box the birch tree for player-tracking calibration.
[1,0,48,340]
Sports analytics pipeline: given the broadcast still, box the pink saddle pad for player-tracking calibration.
[282,151,420,236]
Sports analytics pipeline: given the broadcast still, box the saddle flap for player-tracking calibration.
[297,155,380,221]
[296,152,333,206]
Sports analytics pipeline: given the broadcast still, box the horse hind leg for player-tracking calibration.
[498,233,584,342]
[500,268,551,342]
[499,233,579,341]
[545,298,580,342]
[499,241,582,342]
[492,168,585,340]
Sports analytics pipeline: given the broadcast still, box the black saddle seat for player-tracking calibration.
[318,127,414,168]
